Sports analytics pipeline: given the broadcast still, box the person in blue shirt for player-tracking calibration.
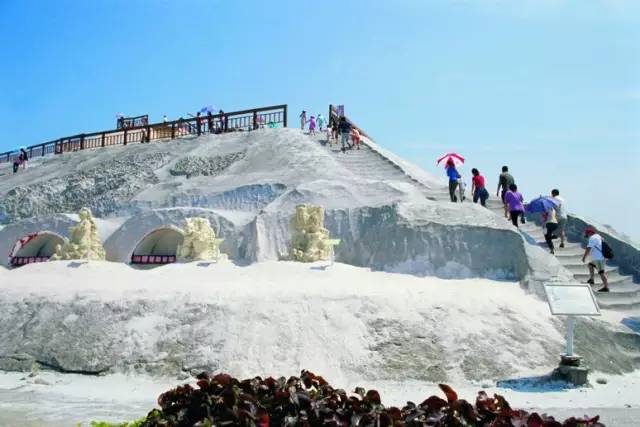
[446,159,461,202]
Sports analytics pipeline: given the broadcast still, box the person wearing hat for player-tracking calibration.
[582,226,609,292]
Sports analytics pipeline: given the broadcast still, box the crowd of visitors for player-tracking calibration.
[300,109,363,153]
[441,161,611,292]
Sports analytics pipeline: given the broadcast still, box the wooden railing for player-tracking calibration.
[1,104,288,164]
[328,104,370,139]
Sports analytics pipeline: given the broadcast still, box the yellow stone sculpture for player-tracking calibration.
[51,207,106,261]
[289,204,340,262]
[177,217,226,262]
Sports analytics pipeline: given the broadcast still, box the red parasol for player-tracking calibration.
[436,153,465,168]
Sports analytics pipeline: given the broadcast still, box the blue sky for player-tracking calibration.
[1,0,639,240]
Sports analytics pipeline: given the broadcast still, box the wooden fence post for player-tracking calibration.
[171,123,176,139]
[101,133,106,147]
[146,124,151,142]
[283,105,288,127]
[224,114,229,132]
[253,110,258,130]
[123,129,128,145]
[80,134,85,150]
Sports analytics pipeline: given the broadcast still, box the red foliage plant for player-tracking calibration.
[139,370,604,426]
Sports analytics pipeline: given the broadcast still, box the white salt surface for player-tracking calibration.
[0,260,638,426]
[0,259,563,384]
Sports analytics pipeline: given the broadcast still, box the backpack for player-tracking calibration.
[601,240,614,259]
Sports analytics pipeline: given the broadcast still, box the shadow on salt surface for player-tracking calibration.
[386,257,517,282]
[621,318,640,334]
[67,261,89,268]
[128,258,253,270]
[497,375,580,393]
[519,229,538,246]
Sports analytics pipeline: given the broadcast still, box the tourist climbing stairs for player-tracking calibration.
[318,128,640,312]
[484,192,640,310]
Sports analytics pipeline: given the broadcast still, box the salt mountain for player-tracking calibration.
[0,128,638,384]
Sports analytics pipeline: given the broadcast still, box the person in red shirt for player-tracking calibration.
[471,168,489,207]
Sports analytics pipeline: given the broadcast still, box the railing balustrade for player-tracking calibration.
[1,104,288,163]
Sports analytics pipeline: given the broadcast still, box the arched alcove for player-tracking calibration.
[131,227,184,264]
[10,232,65,267]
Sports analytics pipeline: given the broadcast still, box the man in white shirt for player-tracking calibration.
[551,189,567,248]
[582,226,609,292]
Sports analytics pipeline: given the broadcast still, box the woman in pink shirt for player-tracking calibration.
[471,168,489,207]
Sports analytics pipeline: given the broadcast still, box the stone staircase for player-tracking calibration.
[323,141,413,182]
[321,137,640,311]
[480,194,639,310]
[514,220,640,310]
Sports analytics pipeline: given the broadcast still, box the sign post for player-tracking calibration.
[566,315,575,356]
[543,283,601,385]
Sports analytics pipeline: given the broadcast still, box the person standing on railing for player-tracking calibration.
[178,117,185,136]
[195,112,203,136]
[218,110,225,133]
[163,115,168,124]
[299,110,307,130]
[207,112,214,134]
[13,154,22,174]
[19,148,28,169]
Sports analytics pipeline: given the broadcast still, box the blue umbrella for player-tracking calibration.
[526,196,559,213]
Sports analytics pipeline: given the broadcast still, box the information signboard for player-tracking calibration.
[544,284,601,316]
[543,283,600,357]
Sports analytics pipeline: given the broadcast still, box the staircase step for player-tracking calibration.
[596,294,640,310]
[563,263,618,274]
[536,242,583,253]
[575,271,634,285]
[554,250,587,259]
[591,278,640,295]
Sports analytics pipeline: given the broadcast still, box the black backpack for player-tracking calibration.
[601,240,614,259]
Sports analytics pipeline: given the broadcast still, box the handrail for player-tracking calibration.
[328,104,370,139]
[1,104,288,163]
